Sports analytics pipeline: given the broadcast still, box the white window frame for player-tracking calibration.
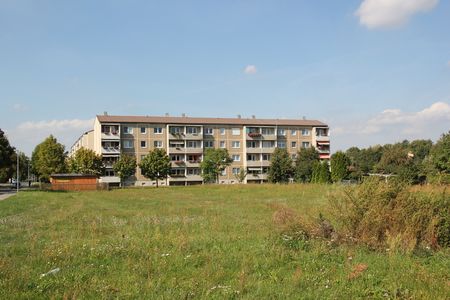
[302,142,310,148]
[154,140,163,148]
[123,126,133,134]
[219,141,226,148]
[231,128,240,136]
[205,128,214,135]
[204,140,214,148]
[232,154,240,162]
[291,129,296,136]
[291,141,297,148]
[232,141,240,148]
[154,127,163,134]
[141,140,147,148]
[232,167,240,175]
[301,129,310,136]
[277,128,286,136]
[220,128,226,135]
[123,140,133,149]
[277,141,286,148]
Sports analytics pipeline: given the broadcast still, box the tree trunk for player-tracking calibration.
[156,178,159,188]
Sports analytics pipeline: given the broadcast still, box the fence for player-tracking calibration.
[40,183,109,191]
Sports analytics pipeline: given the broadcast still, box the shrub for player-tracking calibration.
[328,177,449,252]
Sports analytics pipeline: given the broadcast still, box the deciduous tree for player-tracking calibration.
[330,151,350,183]
[200,148,233,183]
[268,148,293,183]
[31,135,67,182]
[294,147,319,183]
[67,148,104,175]
[113,154,137,186]
[139,149,171,187]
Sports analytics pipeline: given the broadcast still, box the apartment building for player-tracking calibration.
[72,114,330,186]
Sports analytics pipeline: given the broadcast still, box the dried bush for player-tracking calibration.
[329,177,449,252]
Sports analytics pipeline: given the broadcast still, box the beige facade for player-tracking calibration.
[73,114,330,186]
[70,130,94,157]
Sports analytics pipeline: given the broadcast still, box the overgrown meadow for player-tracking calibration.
[0,185,449,299]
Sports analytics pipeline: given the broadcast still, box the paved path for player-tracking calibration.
[0,191,16,201]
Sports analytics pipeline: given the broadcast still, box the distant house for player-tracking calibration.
[50,174,101,191]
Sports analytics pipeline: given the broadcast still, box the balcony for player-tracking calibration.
[101,132,120,140]
[102,147,120,155]
[186,174,202,181]
[186,160,201,167]
[169,132,185,139]
[246,173,268,180]
[246,147,262,154]
[316,135,330,142]
[171,161,186,167]
[184,133,203,140]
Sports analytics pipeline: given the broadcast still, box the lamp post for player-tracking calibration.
[16,150,19,193]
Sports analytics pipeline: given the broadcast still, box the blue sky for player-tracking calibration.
[1,0,449,155]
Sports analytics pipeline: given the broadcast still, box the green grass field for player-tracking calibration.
[1,185,449,299]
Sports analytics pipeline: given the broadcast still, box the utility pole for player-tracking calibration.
[16,150,19,193]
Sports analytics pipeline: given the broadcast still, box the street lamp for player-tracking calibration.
[16,150,20,193]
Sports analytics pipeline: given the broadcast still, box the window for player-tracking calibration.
[302,142,310,148]
[140,127,146,134]
[231,128,240,135]
[291,154,297,159]
[277,128,286,136]
[232,154,240,161]
[262,141,275,148]
[123,140,133,148]
[170,169,185,176]
[261,127,275,135]
[186,141,201,148]
[247,154,259,161]
[170,154,184,161]
[246,141,259,148]
[277,141,286,148]
[301,129,310,136]
[186,127,199,134]
[154,127,163,134]
[204,140,214,148]
[154,141,163,148]
[232,141,240,148]
[291,141,297,148]
[220,141,226,148]
[220,169,227,176]
[141,141,147,148]
[232,168,240,175]
[187,168,200,175]
[123,126,133,134]
[205,128,214,135]
[291,129,297,136]
[220,128,226,135]
[262,154,271,161]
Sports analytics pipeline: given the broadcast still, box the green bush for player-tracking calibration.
[328,177,449,252]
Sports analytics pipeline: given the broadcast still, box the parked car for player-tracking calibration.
[11,179,21,188]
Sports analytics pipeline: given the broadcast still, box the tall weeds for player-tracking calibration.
[329,177,449,252]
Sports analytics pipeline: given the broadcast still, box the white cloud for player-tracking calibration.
[244,65,257,75]
[331,102,450,151]
[6,118,94,155]
[355,0,439,29]
[12,103,28,112]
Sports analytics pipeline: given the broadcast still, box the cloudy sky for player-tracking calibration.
[1,0,449,155]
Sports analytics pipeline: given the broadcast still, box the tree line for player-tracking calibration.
[1,129,448,185]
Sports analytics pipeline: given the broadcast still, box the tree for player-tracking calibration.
[330,151,350,183]
[268,148,293,183]
[67,148,104,175]
[200,148,233,183]
[0,129,15,182]
[234,168,247,183]
[31,135,67,182]
[427,131,450,184]
[294,147,319,183]
[139,149,171,187]
[375,145,419,183]
[311,161,331,183]
[11,152,30,181]
[113,154,137,186]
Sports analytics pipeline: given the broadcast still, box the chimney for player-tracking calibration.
[103,111,108,116]
[165,113,169,117]
[182,113,186,118]
[237,114,241,119]
[252,115,256,119]
[302,116,306,120]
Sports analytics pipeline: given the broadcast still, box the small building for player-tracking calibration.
[50,174,102,191]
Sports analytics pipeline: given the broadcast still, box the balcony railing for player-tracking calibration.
[102,147,120,154]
